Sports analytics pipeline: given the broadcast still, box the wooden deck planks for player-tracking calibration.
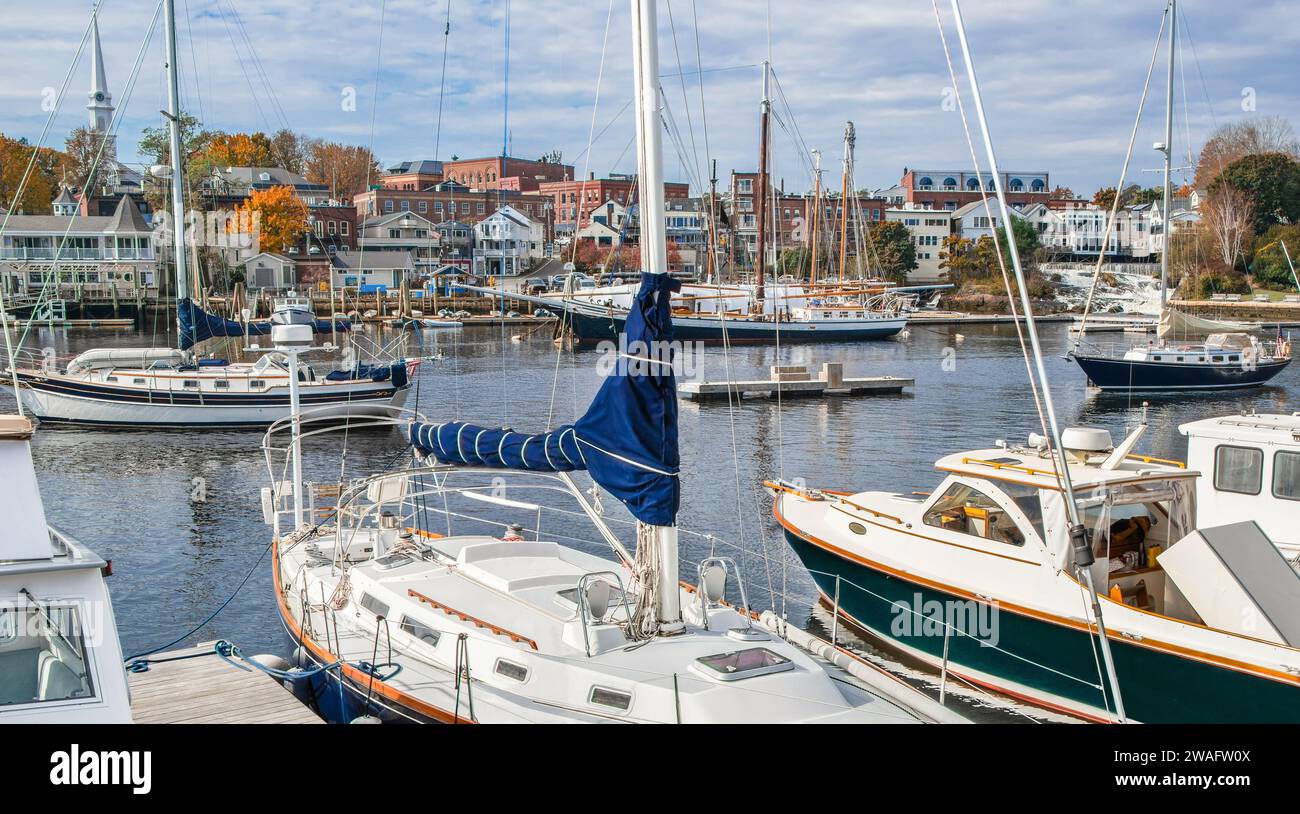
[127,642,323,724]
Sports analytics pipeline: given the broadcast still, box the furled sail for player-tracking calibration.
[177,298,350,350]
[409,273,681,525]
[1156,307,1251,340]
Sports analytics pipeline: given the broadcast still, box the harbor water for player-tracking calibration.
[7,321,1296,719]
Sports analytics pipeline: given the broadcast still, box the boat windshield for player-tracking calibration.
[0,604,96,707]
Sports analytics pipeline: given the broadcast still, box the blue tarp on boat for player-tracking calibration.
[325,360,408,388]
[177,298,350,350]
[408,272,680,525]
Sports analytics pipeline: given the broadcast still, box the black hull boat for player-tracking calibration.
[1071,352,1291,391]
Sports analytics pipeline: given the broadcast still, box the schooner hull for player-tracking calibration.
[15,372,408,427]
[782,527,1300,724]
[566,307,908,345]
[1072,354,1291,391]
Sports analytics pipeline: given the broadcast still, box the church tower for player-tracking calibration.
[87,5,115,135]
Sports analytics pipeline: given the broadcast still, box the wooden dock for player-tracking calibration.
[3,318,136,329]
[127,642,322,724]
[679,363,912,402]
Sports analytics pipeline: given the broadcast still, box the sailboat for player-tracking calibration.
[1068,0,1292,392]
[5,2,416,427]
[470,68,913,346]
[263,0,962,724]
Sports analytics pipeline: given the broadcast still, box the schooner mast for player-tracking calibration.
[754,60,771,308]
[1158,0,1176,308]
[162,0,191,349]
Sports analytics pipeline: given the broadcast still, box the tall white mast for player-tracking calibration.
[630,0,680,630]
[163,0,190,340]
[1158,0,1176,308]
[948,0,1127,722]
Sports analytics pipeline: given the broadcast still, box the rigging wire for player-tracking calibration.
[433,0,452,162]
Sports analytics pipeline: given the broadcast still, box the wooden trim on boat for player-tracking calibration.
[272,540,471,724]
[772,494,1300,687]
[407,589,539,650]
[827,503,1041,567]
[1124,453,1186,468]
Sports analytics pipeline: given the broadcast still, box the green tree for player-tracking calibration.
[1211,152,1300,234]
[865,220,917,285]
[996,215,1042,274]
[1250,224,1300,290]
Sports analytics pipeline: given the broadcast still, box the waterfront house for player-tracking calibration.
[885,205,954,282]
[356,211,441,275]
[0,194,157,299]
[330,249,414,291]
[472,205,544,279]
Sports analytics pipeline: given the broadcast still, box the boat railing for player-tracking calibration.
[574,571,635,657]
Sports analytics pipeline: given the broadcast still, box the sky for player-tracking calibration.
[3,0,1298,197]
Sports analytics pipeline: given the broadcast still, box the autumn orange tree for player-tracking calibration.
[0,133,68,213]
[205,132,274,168]
[234,185,307,253]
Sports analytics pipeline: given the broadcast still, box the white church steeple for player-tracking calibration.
[87,5,114,134]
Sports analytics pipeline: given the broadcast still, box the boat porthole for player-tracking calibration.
[848,522,867,535]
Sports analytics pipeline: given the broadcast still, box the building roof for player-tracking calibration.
[218,166,325,190]
[53,186,77,205]
[104,195,150,232]
[385,160,444,176]
[362,210,438,229]
[239,252,296,267]
[330,250,413,270]
[481,205,539,229]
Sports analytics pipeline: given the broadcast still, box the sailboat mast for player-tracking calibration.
[754,61,770,307]
[809,149,821,285]
[163,0,190,347]
[1160,0,1176,308]
[838,122,854,283]
[630,0,681,630]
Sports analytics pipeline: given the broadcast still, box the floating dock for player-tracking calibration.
[127,642,321,725]
[679,363,912,402]
[3,317,136,329]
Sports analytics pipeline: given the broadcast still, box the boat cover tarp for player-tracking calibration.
[1157,307,1251,340]
[177,297,350,350]
[324,360,408,388]
[409,272,680,525]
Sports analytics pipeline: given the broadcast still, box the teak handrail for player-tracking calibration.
[407,589,538,650]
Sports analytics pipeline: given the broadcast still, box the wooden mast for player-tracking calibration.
[754,61,770,309]
[808,149,821,285]
[837,121,854,283]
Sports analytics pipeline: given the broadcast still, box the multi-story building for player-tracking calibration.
[330,250,415,291]
[379,160,444,191]
[442,154,573,192]
[355,211,442,276]
[900,169,1051,211]
[199,166,334,211]
[472,205,545,279]
[540,174,690,231]
[0,194,158,297]
[352,181,550,231]
[885,205,953,282]
[435,220,475,272]
[952,198,1162,262]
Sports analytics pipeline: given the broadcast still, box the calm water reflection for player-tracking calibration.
[6,320,1295,718]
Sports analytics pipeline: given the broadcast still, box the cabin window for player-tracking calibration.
[1212,356,1224,363]
[924,482,1026,546]
[213,380,229,389]
[249,380,265,389]
[1214,445,1262,496]
[182,380,199,388]
[493,658,528,682]
[133,378,145,384]
[1273,451,1300,501]
[106,376,117,382]
[589,686,632,712]
[358,593,389,619]
[399,616,440,646]
[0,604,96,706]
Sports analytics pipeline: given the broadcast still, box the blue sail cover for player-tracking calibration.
[409,272,681,525]
[177,298,350,350]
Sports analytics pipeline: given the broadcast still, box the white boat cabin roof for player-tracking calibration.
[934,445,1197,492]
[1179,413,1300,446]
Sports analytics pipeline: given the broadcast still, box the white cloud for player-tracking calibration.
[3,0,1295,195]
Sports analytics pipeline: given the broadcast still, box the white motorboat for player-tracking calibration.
[0,414,131,722]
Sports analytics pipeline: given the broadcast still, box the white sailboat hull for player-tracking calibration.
[16,376,410,428]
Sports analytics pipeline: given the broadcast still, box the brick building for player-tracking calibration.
[379,160,445,191]
[352,181,550,231]
[541,174,690,230]
[442,154,574,192]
